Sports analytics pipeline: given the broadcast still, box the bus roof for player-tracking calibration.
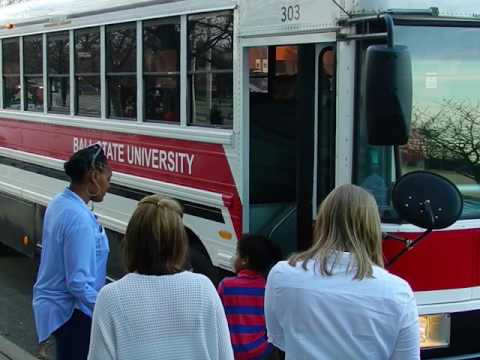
[0,0,207,26]
[349,0,479,17]
[0,0,478,28]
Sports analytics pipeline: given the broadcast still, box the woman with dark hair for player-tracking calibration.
[88,195,233,360]
[33,144,112,360]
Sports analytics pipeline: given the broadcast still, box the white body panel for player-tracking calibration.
[238,0,340,37]
[0,149,237,269]
[348,0,479,16]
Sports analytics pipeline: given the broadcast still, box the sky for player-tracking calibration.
[396,26,480,108]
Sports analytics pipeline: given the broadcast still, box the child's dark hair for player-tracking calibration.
[64,144,108,183]
[238,234,283,275]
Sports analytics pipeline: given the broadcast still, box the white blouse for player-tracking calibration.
[88,272,234,360]
[265,253,420,360]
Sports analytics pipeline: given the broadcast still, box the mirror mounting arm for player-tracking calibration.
[383,232,409,245]
[394,145,402,181]
[338,13,396,45]
[383,14,395,48]
[386,229,433,268]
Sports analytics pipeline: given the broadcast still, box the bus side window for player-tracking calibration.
[47,31,70,114]
[106,22,137,120]
[143,18,180,123]
[3,38,21,110]
[187,11,233,128]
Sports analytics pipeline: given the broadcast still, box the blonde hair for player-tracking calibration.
[289,184,383,279]
[125,194,187,275]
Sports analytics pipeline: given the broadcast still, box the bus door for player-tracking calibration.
[248,43,336,255]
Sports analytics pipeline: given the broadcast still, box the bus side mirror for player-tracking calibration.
[392,171,463,230]
[386,171,463,267]
[364,45,412,145]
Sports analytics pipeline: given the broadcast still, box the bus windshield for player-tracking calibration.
[356,25,480,220]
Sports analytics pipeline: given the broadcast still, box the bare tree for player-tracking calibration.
[413,99,480,183]
[0,0,32,7]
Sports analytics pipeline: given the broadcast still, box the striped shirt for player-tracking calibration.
[218,270,273,360]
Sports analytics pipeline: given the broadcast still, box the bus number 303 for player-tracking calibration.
[281,4,300,23]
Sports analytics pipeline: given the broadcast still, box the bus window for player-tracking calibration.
[3,37,20,110]
[356,26,480,221]
[106,22,137,120]
[143,18,180,123]
[249,45,295,254]
[249,46,297,206]
[188,11,233,128]
[47,31,70,114]
[24,35,43,112]
[75,27,100,117]
[317,47,336,207]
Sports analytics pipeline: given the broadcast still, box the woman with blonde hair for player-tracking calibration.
[88,195,233,360]
[265,184,419,359]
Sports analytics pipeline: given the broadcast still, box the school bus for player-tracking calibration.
[0,0,479,357]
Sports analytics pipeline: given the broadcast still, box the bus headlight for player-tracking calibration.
[419,314,451,349]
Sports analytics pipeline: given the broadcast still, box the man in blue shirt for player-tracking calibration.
[33,144,112,360]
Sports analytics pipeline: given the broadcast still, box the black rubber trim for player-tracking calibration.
[0,155,225,223]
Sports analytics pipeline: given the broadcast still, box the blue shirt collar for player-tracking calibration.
[63,187,93,215]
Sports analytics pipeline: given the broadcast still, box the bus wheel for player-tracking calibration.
[190,243,219,286]
[185,228,219,285]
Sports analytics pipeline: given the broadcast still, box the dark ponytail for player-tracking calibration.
[64,144,107,183]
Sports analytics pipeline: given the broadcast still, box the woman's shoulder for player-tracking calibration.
[267,260,306,284]
[372,266,415,302]
[47,194,93,226]
[115,272,214,291]
[270,259,315,275]
[270,260,293,273]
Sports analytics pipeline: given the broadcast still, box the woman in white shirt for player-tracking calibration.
[265,184,420,360]
[88,195,233,360]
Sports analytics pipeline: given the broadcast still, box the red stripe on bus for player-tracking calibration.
[0,117,242,238]
[384,228,480,292]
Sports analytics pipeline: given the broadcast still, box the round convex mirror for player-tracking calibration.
[392,171,463,230]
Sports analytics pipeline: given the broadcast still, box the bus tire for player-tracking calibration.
[185,228,219,285]
[190,244,219,285]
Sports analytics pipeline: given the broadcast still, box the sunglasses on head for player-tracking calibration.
[88,143,102,170]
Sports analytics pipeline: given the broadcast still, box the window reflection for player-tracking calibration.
[3,38,19,74]
[75,27,100,117]
[145,76,179,122]
[144,18,180,123]
[48,31,70,113]
[400,26,480,219]
[356,26,480,219]
[76,76,100,117]
[3,76,20,110]
[3,38,20,109]
[188,11,233,127]
[108,76,136,119]
[24,35,43,112]
[25,77,43,112]
[107,23,136,119]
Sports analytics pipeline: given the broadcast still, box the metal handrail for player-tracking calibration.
[268,205,296,240]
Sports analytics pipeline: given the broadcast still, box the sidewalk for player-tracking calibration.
[0,335,38,360]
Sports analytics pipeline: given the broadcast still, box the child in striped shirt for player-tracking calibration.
[218,234,282,360]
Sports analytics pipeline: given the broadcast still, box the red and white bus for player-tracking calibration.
[0,0,479,357]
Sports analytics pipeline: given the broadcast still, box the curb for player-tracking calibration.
[0,335,38,360]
